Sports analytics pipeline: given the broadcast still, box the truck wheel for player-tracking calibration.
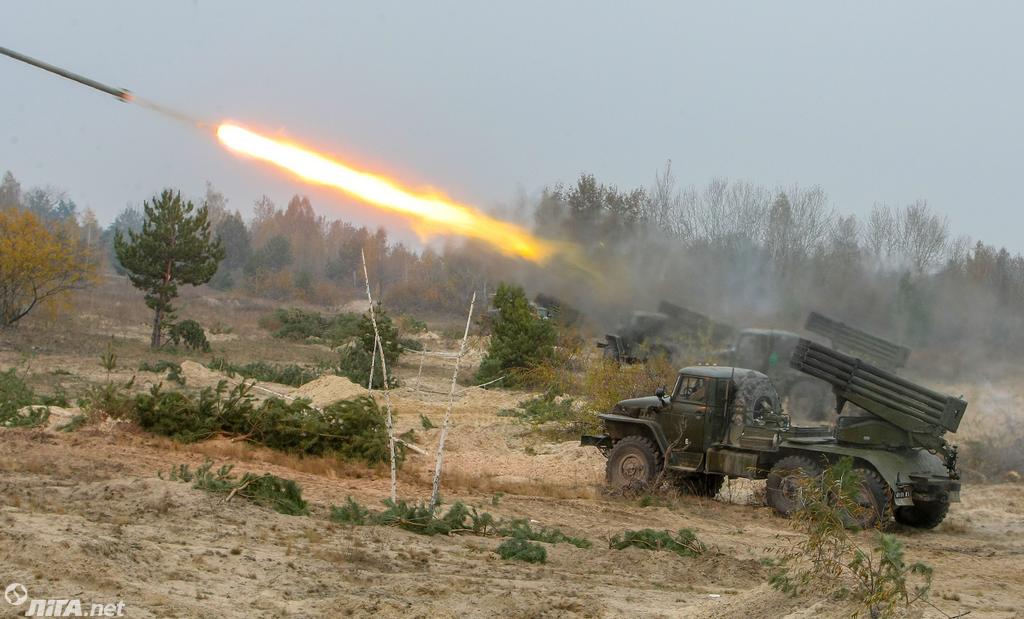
[678,473,724,498]
[846,467,893,528]
[606,436,661,488]
[767,455,823,516]
[894,501,949,529]
[787,381,830,422]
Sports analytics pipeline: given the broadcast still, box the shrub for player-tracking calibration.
[170,457,309,516]
[261,307,361,347]
[131,382,403,464]
[330,496,371,526]
[80,376,137,420]
[207,357,320,388]
[396,314,428,336]
[328,496,589,551]
[474,283,558,387]
[0,367,36,425]
[1,366,81,427]
[498,393,575,424]
[499,518,591,549]
[609,529,705,558]
[166,319,210,352]
[496,538,547,564]
[138,360,185,385]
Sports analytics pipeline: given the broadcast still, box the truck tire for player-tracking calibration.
[894,501,949,529]
[847,467,893,528]
[732,377,781,420]
[606,436,661,488]
[767,455,823,516]
[678,473,725,498]
[786,381,830,422]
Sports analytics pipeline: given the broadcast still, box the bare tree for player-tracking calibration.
[203,181,230,228]
[864,203,899,262]
[899,199,949,273]
[865,200,949,273]
[647,160,683,230]
[681,178,771,250]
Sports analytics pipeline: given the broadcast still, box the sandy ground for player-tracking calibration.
[3,304,1024,618]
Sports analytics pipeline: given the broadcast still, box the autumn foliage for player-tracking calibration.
[0,207,99,326]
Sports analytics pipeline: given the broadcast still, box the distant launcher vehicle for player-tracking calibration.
[597,301,735,363]
[479,292,582,333]
[803,311,910,371]
[598,305,911,422]
[532,293,582,328]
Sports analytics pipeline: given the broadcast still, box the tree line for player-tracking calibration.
[3,165,1023,357]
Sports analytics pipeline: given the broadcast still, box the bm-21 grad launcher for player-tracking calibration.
[583,337,965,528]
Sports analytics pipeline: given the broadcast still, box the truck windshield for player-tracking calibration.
[674,375,709,404]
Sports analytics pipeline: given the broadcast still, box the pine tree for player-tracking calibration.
[115,190,226,347]
[475,283,557,386]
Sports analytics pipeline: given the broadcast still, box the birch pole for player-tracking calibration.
[429,291,476,514]
[361,249,397,502]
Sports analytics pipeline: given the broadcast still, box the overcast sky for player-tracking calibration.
[1,2,1022,253]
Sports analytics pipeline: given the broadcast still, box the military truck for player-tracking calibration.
[598,301,734,363]
[581,338,965,528]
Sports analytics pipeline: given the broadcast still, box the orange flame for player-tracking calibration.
[217,124,560,262]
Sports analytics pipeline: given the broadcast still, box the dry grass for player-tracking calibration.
[186,439,259,463]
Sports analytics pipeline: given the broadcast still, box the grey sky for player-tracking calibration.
[1,2,1022,253]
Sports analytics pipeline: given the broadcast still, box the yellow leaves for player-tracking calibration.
[0,207,101,326]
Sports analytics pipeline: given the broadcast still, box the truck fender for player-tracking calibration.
[777,442,952,500]
[596,414,671,455]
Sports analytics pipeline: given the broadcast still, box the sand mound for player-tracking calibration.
[420,424,511,456]
[179,360,221,383]
[289,375,365,407]
[15,405,81,430]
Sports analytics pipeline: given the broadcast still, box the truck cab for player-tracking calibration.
[584,366,824,496]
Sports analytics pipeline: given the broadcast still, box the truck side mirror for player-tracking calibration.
[655,387,665,399]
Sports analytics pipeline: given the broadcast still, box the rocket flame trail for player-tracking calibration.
[217,124,560,263]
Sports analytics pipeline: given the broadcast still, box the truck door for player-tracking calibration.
[665,375,709,470]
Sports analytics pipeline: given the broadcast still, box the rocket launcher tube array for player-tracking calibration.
[789,338,966,433]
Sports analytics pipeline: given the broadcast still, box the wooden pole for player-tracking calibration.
[414,347,427,391]
[429,291,475,514]
[361,249,397,502]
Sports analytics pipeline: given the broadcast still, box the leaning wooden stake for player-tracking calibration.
[429,291,476,514]
[413,347,427,391]
[361,249,397,502]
